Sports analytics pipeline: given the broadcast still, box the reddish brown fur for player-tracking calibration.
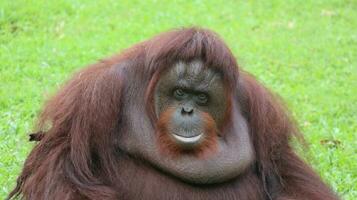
[200,112,219,158]
[157,108,218,158]
[8,27,339,200]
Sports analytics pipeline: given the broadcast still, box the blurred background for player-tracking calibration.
[0,0,356,199]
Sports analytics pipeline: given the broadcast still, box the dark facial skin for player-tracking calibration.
[118,60,254,184]
[154,61,227,148]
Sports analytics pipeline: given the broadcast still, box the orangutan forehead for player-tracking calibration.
[170,60,222,86]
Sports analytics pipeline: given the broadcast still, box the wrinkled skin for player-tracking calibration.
[118,60,254,184]
[8,28,339,200]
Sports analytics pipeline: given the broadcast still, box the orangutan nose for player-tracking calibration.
[181,105,194,116]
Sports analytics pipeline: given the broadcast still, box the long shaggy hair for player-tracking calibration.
[8,28,338,200]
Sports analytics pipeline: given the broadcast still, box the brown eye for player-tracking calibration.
[173,88,185,99]
[196,93,208,104]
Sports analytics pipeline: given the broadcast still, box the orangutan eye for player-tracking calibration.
[173,88,186,99]
[196,93,208,105]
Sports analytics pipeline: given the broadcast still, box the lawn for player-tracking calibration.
[0,0,356,199]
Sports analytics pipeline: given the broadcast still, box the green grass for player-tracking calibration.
[0,0,356,199]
